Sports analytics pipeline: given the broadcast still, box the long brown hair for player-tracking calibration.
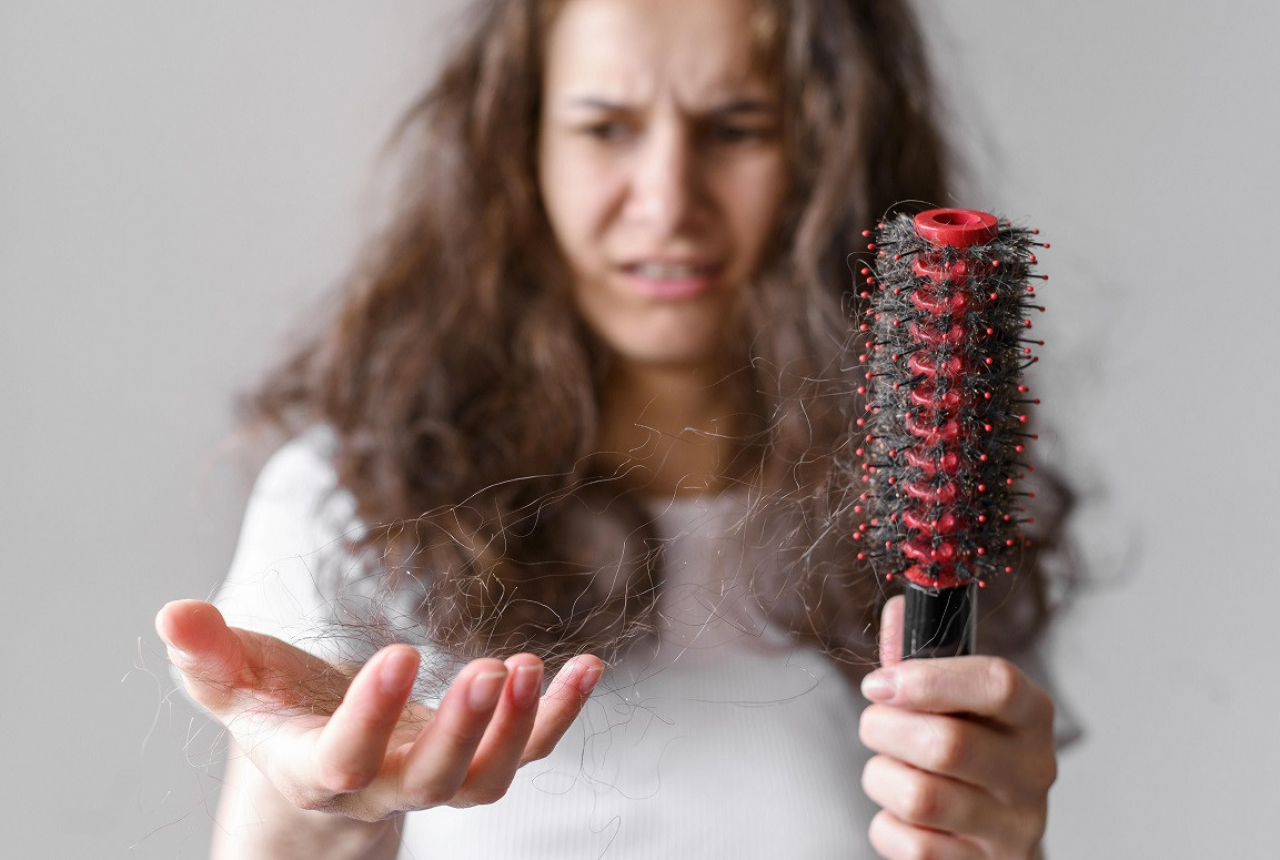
[247,0,1070,671]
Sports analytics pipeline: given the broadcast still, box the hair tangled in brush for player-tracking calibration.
[854,211,1047,592]
[239,1,1072,673]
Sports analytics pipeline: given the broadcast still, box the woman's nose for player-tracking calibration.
[628,124,704,237]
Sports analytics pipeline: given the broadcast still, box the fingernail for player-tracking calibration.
[469,670,507,712]
[861,669,897,702]
[577,664,604,696]
[511,664,543,708]
[378,649,417,695]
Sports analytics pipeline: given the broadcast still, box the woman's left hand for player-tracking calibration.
[859,595,1057,860]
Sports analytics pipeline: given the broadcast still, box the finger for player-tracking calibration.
[867,809,982,860]
[456,655,545,803]
[878,595,905,669]
[311,645,420,793]
[520,655,604,764]
[394,659,508,809]
[860,656,1053,729]
[156,600,251,711]
[156,599,336,715]
[860,704,1014,789]
[862,754,1007,841]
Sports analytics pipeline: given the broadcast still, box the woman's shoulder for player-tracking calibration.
[237,424,363,540]
[252,424,341,502]
[213,425,379,663]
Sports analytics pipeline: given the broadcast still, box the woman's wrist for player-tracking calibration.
[212,752,402,860]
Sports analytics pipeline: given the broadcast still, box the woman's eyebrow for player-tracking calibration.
[563,96,777,114]
[707,97,776,116]
[565,96,632,112]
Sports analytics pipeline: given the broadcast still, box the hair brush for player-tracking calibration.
[853,208,1046,658]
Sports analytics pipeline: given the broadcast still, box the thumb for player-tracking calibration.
[156,599,326,717]
[877,595,904,669]
[155,599,248,711]
[157,599,343,718]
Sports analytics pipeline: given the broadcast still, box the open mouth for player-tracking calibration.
[626,262,716,279]
[619,261,723,299]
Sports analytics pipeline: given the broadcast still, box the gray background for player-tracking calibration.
[3,1,1276,857]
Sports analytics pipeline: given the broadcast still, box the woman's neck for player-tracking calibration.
[597,360,742,498]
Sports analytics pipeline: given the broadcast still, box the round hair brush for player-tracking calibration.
[853,208,1047,659]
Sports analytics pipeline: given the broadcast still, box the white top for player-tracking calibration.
[214,430,1070,858]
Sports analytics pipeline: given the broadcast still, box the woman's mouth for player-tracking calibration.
[619,261,722,299]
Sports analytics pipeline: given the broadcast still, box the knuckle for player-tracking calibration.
[1029,749,1058,792]
[521,738,555,765]
[344,806,389,823]
[902,845,931,860]
[437,720,486,751]
[985,659,1022,711]
[1015,736,1058,793]
[1028,799,1049,837]
[866,811,894,853]
[899,774,939,823]
[1028,685,1056,729]
[891,832,935,860]
[903,663,937,703]
[316,762,374,794]
[925,722,966,771]
[1008,798,1049,848]
[404,782,455,810]
[464,784,510,806]
[859,757,878,797]
[870,810,939,860]
[857,706,883,748]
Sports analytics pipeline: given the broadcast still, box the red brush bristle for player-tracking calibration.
[857,209,1044,591]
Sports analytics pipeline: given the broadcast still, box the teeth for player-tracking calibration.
[634,262,705,279]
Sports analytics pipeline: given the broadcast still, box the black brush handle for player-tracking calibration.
[902,581,975,659]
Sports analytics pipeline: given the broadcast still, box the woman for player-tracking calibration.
[157,0,1066,856]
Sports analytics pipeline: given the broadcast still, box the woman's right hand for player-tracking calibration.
[155,599,603,822]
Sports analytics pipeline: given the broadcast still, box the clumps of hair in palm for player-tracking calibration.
[851,209,1048,594]
[303,477,669,702]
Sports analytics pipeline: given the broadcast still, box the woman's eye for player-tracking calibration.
[582,121,632,142]
[710,124,775,145]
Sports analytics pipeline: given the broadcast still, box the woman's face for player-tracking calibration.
[538,0,787,375]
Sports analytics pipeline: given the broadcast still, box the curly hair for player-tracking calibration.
[245,0,1071,671]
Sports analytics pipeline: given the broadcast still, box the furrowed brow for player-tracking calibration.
[708,98,777,116]
[560,95,777,118]
[566,97,632,112]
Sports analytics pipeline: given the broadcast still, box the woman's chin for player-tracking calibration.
[605,341,735,378]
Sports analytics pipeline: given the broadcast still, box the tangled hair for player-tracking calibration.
[247,0,1072,672]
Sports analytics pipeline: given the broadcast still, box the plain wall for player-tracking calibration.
[2,2,1277,857]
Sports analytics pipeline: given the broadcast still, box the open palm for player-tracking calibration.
[157,599,603,821]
